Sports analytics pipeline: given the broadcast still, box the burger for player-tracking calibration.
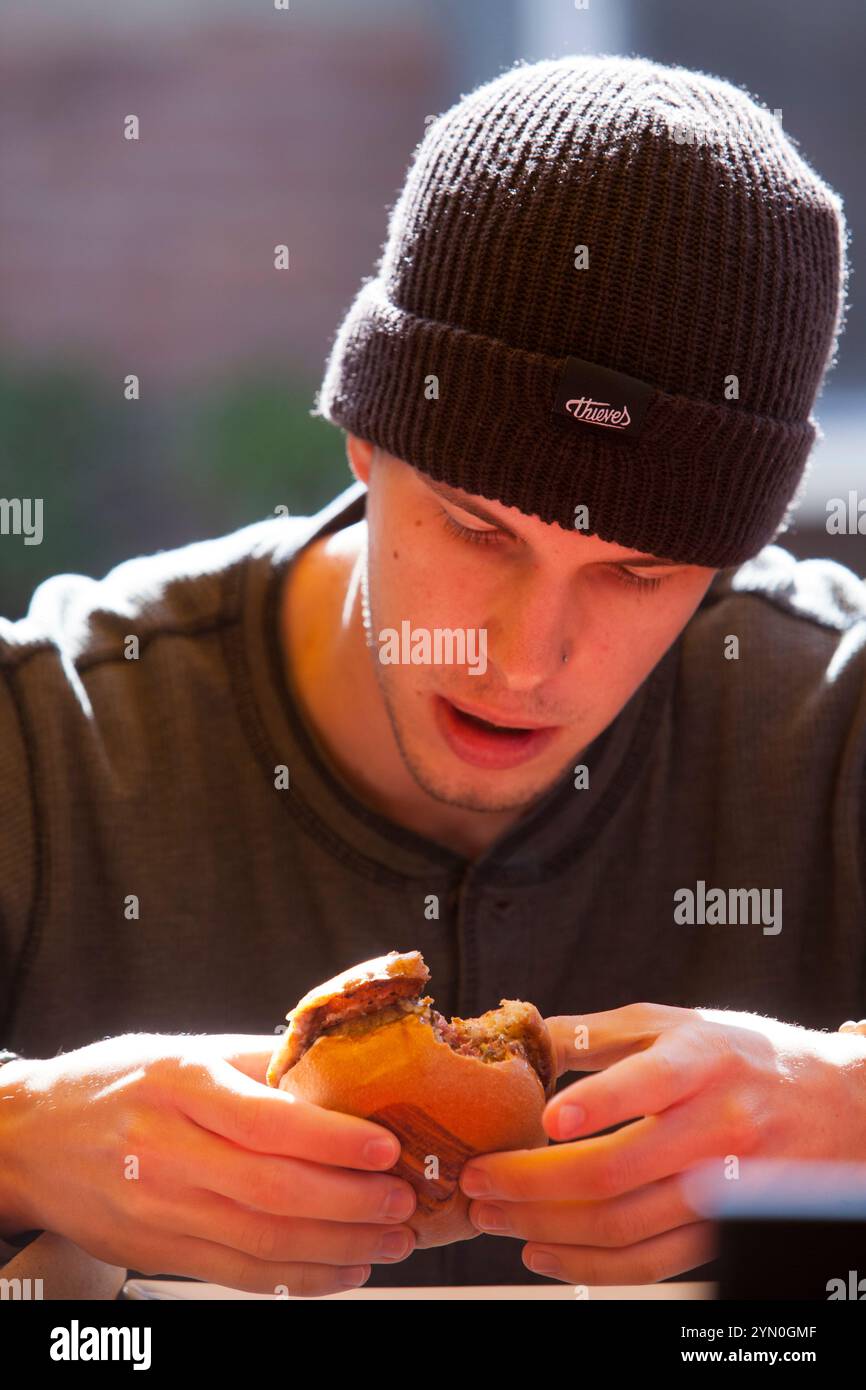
[266,949,557,1248]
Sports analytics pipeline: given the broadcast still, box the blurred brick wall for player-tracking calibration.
[0,17,447,386]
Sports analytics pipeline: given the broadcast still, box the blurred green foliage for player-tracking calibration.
[0,362,349,620]
[174,372,347,523]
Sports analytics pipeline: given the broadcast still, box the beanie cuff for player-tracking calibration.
[313,281,816,569]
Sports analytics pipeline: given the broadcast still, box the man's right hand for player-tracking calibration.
[1,1033,418,1296]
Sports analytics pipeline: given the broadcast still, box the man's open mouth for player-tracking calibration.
[433,696,559,770]
[452,707,533,734]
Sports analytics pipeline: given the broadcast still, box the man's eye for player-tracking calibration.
[610,565,670,592]
[438,508,502,547]
[437,508,675,591]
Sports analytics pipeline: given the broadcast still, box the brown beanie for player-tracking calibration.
[311,54,849,567]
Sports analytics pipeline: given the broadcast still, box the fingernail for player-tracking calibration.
[474,1203,508,1233]
[364,1138,399,1166]
[384,1187,415,1221]
[555,1104,585,1137]
[461,1167,492,1197]
[376,1230,412,1259]
[528,1251,561,1276]
[340,1265,371,1287]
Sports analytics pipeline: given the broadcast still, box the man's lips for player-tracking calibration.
[433,695,559,770]
[445,696,555,732]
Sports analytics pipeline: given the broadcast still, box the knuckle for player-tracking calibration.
[598,1202,639,1248]
[211,1250,285,1296]
[675,1018,706,1050]
[246,1160,286,1215]
[623,1002,654,1026]
[676,1006,703,1028]
[291,1261,327,1299]
[649,1044,679,1091]
[173,1052,218,1097]
[145,1052,185,1098]
[148,1051,180,1079]
[231,1091,263,1145]
[711,1032,754,1097]
[632,1245,669,1284]
[119,1123,177,1193]
[703,1025,740,1074]
[117,1110,156,1169]
[589,1153,632,1200]
[722,1088,762,1150]
[220,1253,261,1293]
[246,1216,279,1263]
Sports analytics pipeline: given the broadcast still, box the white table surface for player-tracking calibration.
[123,1278,716,1301]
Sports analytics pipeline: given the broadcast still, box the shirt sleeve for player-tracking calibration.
[0,1231,43,1266]
[0,1236,20,1267]
[0,660,37,1032]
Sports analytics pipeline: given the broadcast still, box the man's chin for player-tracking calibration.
[403,760,547,815]
[381,687,573,813]
[395,733,565,815]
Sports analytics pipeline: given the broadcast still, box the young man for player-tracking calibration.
[1,54,864,1297]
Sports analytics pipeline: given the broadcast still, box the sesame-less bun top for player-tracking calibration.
[266,950,430,1086]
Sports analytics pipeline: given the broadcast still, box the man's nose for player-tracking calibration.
[483,579,574,692]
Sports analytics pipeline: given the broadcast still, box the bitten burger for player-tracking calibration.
[266,950,557,1248]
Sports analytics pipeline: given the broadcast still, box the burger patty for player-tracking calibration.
[436,999,557,1097]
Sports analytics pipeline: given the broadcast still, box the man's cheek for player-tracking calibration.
[382,549,448,614]
[392,564,486,637]
[582,616,663,691]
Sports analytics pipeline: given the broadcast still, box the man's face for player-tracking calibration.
[356,445,717,816]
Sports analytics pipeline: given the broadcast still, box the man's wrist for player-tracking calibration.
[0,1056,46,1239]
[834,1028,866,1153]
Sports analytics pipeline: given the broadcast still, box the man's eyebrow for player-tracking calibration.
[424,478,515,531]
[423,478,686,566]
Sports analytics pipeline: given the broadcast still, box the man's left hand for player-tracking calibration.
[457,1002,866,1284]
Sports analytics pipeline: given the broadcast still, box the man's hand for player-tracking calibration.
[457,1003,866,1285]
[3,1033,418,1295]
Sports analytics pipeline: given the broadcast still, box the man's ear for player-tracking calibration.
[345,433,375,487]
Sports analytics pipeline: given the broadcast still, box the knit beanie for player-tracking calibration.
[311,54,848,568]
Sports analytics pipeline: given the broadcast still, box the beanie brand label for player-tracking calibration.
[551,356,654,440]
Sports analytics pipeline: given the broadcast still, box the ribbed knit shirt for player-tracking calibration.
[1,480,865,1288]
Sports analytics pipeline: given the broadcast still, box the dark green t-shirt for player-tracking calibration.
[2,480,865,1287]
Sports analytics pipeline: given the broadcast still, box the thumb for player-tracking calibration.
[545,1004,688,1075]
